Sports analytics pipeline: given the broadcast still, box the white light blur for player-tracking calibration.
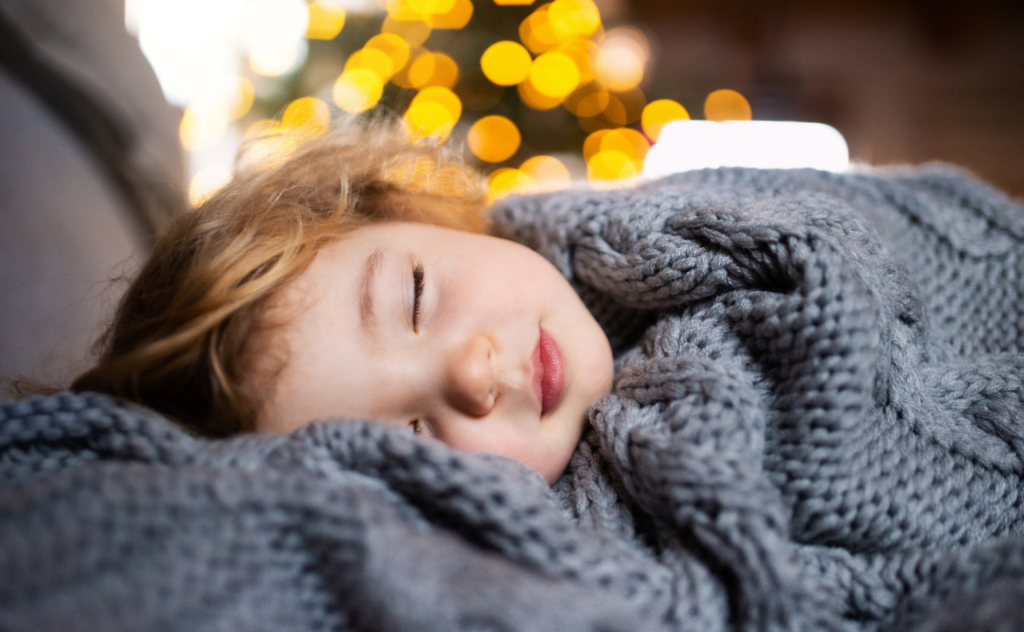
[244,0,310,76]
[328,0,382,10]
[135,0,245,106]
[643,121,850,177]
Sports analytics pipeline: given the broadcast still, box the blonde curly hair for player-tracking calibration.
[71,119,487,436]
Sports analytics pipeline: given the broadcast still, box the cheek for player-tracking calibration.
[439,424,575,483]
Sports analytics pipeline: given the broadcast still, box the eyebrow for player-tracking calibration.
[359,248,386,331]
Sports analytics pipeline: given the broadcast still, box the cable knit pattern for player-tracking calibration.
[494,165,1024,631]
[3,165,1024,631]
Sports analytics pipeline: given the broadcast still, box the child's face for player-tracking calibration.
[258,221,614,483]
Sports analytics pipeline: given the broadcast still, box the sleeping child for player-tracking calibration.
[8,115,1024,631]
[71,119,614,484]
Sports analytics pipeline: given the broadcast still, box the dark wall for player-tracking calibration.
[629,0,1024,195]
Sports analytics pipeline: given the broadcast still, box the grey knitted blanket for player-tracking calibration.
[3,165,1024,632]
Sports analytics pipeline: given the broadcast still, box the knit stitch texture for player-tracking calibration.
[3,165,1024,631]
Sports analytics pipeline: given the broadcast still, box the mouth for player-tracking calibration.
[532,327,566,417]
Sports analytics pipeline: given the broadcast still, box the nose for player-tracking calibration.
[443,333,497,416]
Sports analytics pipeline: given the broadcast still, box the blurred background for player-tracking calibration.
[1,0,1022,395]
[136,0,1024,199]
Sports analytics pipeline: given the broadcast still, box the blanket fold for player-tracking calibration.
[3,165,1024,631]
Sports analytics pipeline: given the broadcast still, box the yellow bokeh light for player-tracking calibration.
[587,150,637,181]
[365,34,411,74]
[487,168,537,203]
[529,51,580,98]
[411,86,463,120]
[391,46,427,88]
[404,100,457,141]
[520,155,571,189]
[382,16,432,46]
[642,99,689,142]
[468,115,521,163]
[520,6,560,54]
[600,128,649,170]
[282,96,331,138]
[405,0,457,15]
[409,52,459,89]
[189,166,233,207]
[704,89,752,121]
[345,47,395,81]
[387,0,426,21]
[595,27,648,92]
[306,1,346,40]
[583,128,608,160]
[481,41,532,86]
[548,0,601,41]
[565,82,608,117]
[517,77,563,109]
[557,39,597,85]
[333,69,384,113]
[495,0,535,5]
[433,0,474,29]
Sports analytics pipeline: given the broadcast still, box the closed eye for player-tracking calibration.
[412,262,424,332]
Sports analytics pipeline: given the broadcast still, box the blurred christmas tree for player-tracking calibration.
[159,0,751,204]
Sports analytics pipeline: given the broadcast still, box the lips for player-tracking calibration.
[532,327,566,417]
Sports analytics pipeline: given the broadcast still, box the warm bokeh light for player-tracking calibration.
[281,96,331,137]
[547,0,601,41]
[245,0,309,76]
[189,165,233,207]
[595,27,648,92]
[600,128,649,169]
[642,99,689,142]
[345,47,395,81]
[409,52,459,89]
[382,16,432,46]
[565,82,609,118]
[520,6,560,54]
[583,128,609,161]
[468,115,521,162]
[587,150,637,181]
[432,0,474,29]
[333,69,384,112]
[391,46,427,88]
[481,41,532,86]
[412,86,463,120]
[520,155,571,189]
[704,89,753,121]
[556,39,597,85]
[487,168,537,202]
[518,77,563,109]
[305,1,346,40]
[494,0,535,5]
[529,51,580,98]
[365,34,411,75]
[405,100,457,141]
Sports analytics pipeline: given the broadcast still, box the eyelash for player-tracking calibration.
[412,262,425,331]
